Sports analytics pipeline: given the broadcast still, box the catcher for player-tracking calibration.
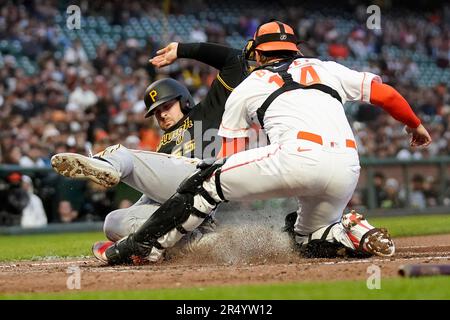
[92,20,432,265]
[52,41,248,251]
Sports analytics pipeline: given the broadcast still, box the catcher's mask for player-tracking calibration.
[242,20,300,68]
[144,78,194,118]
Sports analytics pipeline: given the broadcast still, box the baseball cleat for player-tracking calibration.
[342,210,395,257]
[92,240,115,263]
[51,153,120,188]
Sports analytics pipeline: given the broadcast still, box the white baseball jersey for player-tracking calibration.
[219,58,381,145]
[198,57,383,238]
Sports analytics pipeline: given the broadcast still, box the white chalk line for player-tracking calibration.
[397,245,450,250]
[0,249,446,269]
[0,255,449,273]
[0,242,448,271]
[0,259,90,270]
[91,255,450,273]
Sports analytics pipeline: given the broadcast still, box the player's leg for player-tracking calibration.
[289,208,395,258]
[286,152,395,257]
[97,143,394,265]
[103,195,160,241]
[93,195,158,260]
[100,146,200,203]
[103,194,217,241]
[96,193,217,262]
[51,145,199,203]
[99,143,330,265]
[205,143,306,201]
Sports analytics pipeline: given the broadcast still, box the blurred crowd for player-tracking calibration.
[350,171,448,211]
[0,0,449,226]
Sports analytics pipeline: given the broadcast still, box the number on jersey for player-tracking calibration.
[268,66,321,87]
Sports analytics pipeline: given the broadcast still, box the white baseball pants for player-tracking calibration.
[203,139,360,235]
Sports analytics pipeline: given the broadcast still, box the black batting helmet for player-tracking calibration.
[143,78,195,118]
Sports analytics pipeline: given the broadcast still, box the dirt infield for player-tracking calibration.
[1,233,449,294]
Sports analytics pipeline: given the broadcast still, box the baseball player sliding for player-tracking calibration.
[92,20,432,265]
[51,42,246,250]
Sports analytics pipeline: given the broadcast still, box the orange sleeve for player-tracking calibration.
[217,137,248,158]
[370,81,421,128]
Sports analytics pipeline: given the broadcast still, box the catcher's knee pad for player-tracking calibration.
[134,192,208,244]
[104,159,228,265]
[105,192,210,265]
[178,157,226,195]
[177,157,228,207]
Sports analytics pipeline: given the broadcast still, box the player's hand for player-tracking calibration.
[149,42,179,68]
[405,124,432,147]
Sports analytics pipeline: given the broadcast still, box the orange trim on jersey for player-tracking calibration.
[370,81,421,128]
[221,146,282,174]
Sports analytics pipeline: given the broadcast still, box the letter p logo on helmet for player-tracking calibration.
[149,90,158,102]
